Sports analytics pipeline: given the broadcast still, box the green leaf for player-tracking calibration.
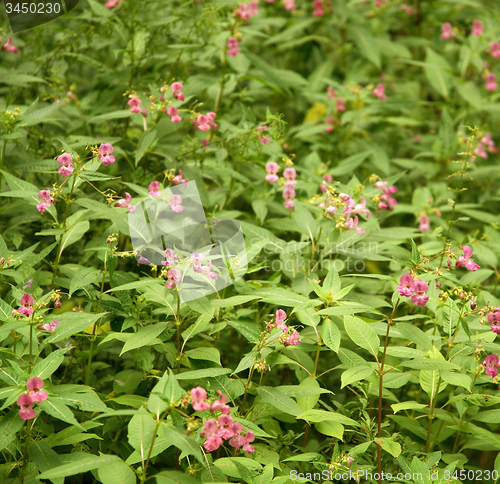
[32,347,69,380]
[128,408,156,454]
[176,368,231,380]
[344,315,380,357]
[156,471,200,484]
[293,203,319,240]
[256,387,304,416]
[135,129,157,165]
[58,221,90,259]
[391,402,427,413]
[396,323,434,351]
[323,269,341,294]
[401,358,459,370]
[321,319,340,353]
[185,347,221,364]
[295,376,321,412]
[69,268,101,296]
[29,440,63,478]
[314,420,344,440]
[120,323,167,356]
[163,426,204,464]
[374,437,401,458]
[296,409,359,426]
[0,409,24,451]
[44,312,108,345]
[38,454,122,479]
[340,366,374,388]
[88,110,132,124]
[410,239,421,264]
[252,199,268,223]
[347,25,381,68]
[39,399,83,428]
[98,462,137,484]
[186,297,213,319]
[440,370,471,391]
[442,298,460,337]
[424,48,453,100]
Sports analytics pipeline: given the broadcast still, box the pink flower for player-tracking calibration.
[312,0,323,16]
[248,0,258,15]
[345,197,371,219]
[127,97,142,113]
[57,153,74,178]
[375,181,398,211]
[54,299,61,308]
[37,319,59,332]
[483,354,500,378]
[170,194,183,212]
[27,377,48,403]
[115,192,132,208]
[486,73,497,91]
[490,42,500,59]
[473,143,488,159]
[2,37,18,54]
[257,126,270,144]
[101,156,115,166]
[167,106,182,123]
[191,386,207,402]
[283,187,296,206]
[194,114,210,131]
[200,419,218,438]
[488,310,500,334]
[284,330,301,347]
[456,246,480,271]
[284,0,296,10]
[344,215,365,235]
[105,0,120,8]
[166,268,182,288]
[204,434,223,452]
[398,273,415,297]
[217,414,235,439]
[229,434,246,448]
[411,280,429,307]
[19,294,34,316]
[37,190,56,215]
[242,430,255,453]
[440,23,455,40]
[163,248,178,266]
[148,181,161,197]
[171,82,184,101]
[336,98,346,112]
[171,170,188,185]
[327,87,337,98]
[325,117,334,133]
[283,167,296,181]
[419,215,430,231]
[210,390,231,415]
[372,84,386,100]
[472,20,483,36]
[265,161,279,183]
[17,394,35,421]
[227,37,240,57]
[284,200,295,210]
[99,143,114,157]
[276,309,287,323]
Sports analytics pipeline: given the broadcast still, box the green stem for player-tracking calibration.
[21,421,32,484]
[377,299,399,484]
[0,139,6,189]
[241,367,255,414]
[51,172,78,288]
[176,292,181,374]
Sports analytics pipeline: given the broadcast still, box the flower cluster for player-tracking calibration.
[170,170,189,186]
[440,23,455,40]
[190,252,218,280]
[490,42,500,59]
[372,83,386,100]
[114,192,136,212]
[485,73,497,91]
[373,180,398,211]
[487,308,500,335]
[471,20,483,36]
[37,190,56,215]
[235,1,258,19]
[266,309,302,346]
[18,293,34,316]
[148,181,161,197]
[57,153,74,178]
[265,161,279,183]
[397,274,429,307]
[257,126,270,144]
[483,354,500,378]
[455,246,480,271]
[127,96,147,117]
[319,192,370,235]
[2,37,18,53]
[418,214,430,232]
[171,82,185,101]
[282,167,297,211]
[17,377,48,421]
[472,132,499,161]
[98,142,115,166]
[190,387,255,454]
[193,112,217,131]
[227,37,240,57]
[312,0,324,17]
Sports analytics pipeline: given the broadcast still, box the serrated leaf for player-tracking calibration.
[256,387,303,416]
